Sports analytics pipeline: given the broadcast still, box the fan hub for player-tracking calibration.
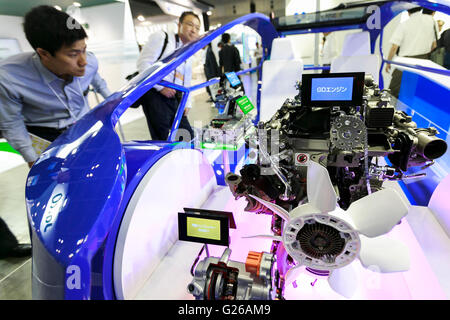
[298,223,346,260]
[282,212,361,270]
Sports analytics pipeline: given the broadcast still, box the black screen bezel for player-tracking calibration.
[178,212,230,246]
[301,72,365,107]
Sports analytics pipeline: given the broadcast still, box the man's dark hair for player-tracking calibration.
[24,5,87,56]
[221,33,231,43]
[407,7,422,14]
[179,11,200,24]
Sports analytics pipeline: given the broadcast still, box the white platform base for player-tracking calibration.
[131,182,450,300]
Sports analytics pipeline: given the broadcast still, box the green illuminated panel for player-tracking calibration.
[236,96,255,114]
[187,217,221,241]
[200,142,238,151]
[0,142,20,155]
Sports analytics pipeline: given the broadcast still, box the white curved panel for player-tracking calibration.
[271,38,297,60]
[341,31,370,56]
[429,173,450,237]
[331,54,380,84]
[113,148,216,300]
[260,60,303,122]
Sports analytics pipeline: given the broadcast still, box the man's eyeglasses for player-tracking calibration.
[183,21,201,32]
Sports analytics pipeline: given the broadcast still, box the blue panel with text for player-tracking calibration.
[225,72,242,87]
[311,77,354,101]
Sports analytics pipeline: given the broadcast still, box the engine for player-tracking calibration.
[226,73,447,211]
[188,72,447,300]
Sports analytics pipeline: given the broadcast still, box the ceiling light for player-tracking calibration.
[54,5,62,11]
[137,15,145,22]
[207,11,212,16]
[73,2,81,7]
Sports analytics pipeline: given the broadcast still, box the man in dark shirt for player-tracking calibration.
[204,43,221,101]
[437,28,450,69]
[219,33,242,74]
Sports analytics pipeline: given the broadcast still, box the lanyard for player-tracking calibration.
[47,78,86,120]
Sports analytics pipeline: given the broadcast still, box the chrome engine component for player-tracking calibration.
[330,114,367,152]
[188,248,276,300]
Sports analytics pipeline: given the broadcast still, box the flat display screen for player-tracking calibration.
[186,216,221,241]
[301,72,365,107]
[178,210,232,246]
[225,72,241,87]
[311,77,354,101]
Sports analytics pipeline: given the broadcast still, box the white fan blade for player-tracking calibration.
[248,194,290,221]
[285,264,303,286]
[241,234,282,242]
[328,263,358,299]
[346,188,409,237]
[359,235,410,272]
[289,202,323,219]
[307,161,337,213]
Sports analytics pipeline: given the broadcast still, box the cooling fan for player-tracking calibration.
[244,160,411,298]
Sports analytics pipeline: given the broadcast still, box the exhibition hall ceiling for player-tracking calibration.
[0,0,119,16]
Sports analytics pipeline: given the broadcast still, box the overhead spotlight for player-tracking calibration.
[207,11,212,16]
[73,2,81,7]
[137,15,145,22]
[54,5,62,11]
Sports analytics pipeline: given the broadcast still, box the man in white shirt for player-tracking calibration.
[320,32,338,74]
[385,7,437,98]
[136,11,200,141]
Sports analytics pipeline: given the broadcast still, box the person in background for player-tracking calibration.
[437,20,445,33]
[203,43,221,102]
[219,33,242,75]
[0,5,111,259]
[254,42,263,79]
[320,32,338,74]
[423,8,440,40]
[0,217,30,259]
[437,28,450,69]
[385,7,436,98]
[218,41,224,52]
[136,11,200,141]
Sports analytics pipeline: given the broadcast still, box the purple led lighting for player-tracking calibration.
[306,267,330,277]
